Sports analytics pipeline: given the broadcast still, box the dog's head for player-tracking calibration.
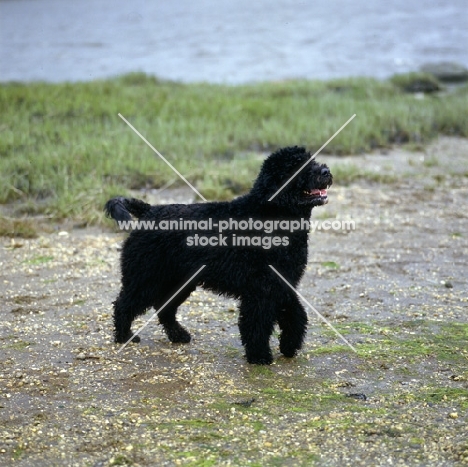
[251,146,333,211]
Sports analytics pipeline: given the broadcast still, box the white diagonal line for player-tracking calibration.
[269,265,357,353]
[118,113,207,201]
[117,264,206,353]
[268,114,356,201]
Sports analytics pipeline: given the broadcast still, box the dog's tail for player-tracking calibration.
[104,197,151,221]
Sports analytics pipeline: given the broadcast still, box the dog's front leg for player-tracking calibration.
[238,296,275,365]
[277,293,308,358]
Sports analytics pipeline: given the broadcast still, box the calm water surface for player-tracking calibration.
[1,0,467,83]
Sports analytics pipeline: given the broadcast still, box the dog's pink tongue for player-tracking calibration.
[311,189,328,196]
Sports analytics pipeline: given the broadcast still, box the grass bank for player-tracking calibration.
[1,73,467,225]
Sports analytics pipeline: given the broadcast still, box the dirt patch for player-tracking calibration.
[1,137,467,466]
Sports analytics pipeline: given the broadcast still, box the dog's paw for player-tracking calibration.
[279,336,302,358]
[114,332,141,344]
[279,344,298,359]
[246,354,273,365]
[164,324,191,343]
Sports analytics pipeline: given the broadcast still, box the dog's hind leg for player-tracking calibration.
[113,289,152,344]
[277,292,308,358]
[238,295,275,365]
[156,285,196,344]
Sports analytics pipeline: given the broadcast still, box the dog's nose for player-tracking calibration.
[321,167,330,176]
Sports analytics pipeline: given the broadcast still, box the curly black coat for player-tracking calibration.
[105,146,333,364]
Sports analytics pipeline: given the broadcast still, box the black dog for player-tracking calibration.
[105,146,332,364]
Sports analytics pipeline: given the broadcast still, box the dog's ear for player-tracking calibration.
[104,197,132,221]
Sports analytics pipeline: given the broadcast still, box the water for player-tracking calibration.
[1,0,467,83]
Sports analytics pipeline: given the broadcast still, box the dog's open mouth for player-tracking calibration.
[303,188,328,199]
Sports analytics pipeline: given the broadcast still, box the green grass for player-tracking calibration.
[390,72,442,93]
[23,255,54,265]
[109,454,133,466]
[0,216,39,238]
[331,163,399,185]
[338,321,468,364]
[414,388,468,408]
[12,445,26,460]
[1,72,467,224]
[1,339,33,350]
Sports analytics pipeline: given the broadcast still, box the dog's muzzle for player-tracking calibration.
[303,188,329,203]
